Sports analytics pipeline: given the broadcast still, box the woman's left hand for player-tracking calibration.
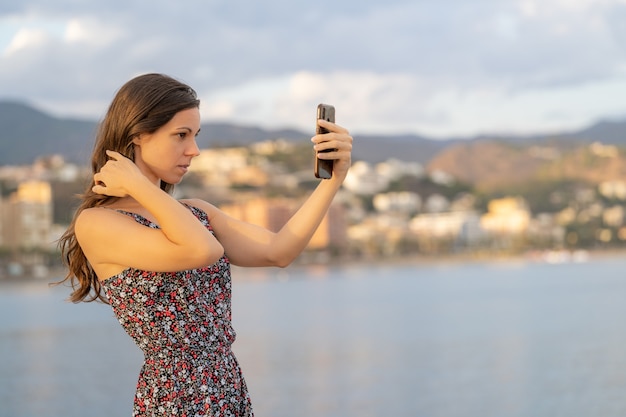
[312,119,353,181]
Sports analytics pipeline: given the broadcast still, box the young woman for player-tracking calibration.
[57,73,353,416]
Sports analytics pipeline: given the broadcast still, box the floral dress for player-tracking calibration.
[101,205,254,417]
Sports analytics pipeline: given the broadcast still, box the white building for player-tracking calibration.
[410,211,484,245]
[599,180,626,201]
[343,161,390,195]
[190,148,250,185]
[375,159,424,181]
[373,192,421,214]
[424,193,450,213]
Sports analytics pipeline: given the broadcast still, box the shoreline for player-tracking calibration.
[233,247,626,280]
[3,248,626,285]
[283,247,626,273]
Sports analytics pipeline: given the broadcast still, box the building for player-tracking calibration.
[409,211,483,245]
[189,148,250,186]
[480,197,530,236]
[2,180,53,251]
[599,180,626,201]
[343,161,390,195]
[373,191,421,214]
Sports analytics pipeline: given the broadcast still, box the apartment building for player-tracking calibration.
[2,180,53,251]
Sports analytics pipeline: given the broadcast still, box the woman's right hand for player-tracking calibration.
[92,150,144,197]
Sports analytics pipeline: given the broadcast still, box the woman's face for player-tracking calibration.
[132,107,201,185]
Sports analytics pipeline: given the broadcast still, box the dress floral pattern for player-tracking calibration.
[101,205,254,417]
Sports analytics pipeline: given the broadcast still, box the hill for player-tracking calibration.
[0,101,97,165]
[2,100,626,173]
[427,138,626,191]
[426,140,547,190]
[0,101,450,166]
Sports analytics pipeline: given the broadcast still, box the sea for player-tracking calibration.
[3,255,626,417]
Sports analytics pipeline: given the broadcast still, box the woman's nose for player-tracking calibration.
[187,138,200,157]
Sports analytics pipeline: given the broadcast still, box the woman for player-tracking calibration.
[57,73,353,416]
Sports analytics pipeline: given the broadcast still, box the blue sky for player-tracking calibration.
[1,0,626,138]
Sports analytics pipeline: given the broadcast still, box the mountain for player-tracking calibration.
[0,100,453,166]
[0,101,97,165]
[569,117,626,144]
[2,100,626,169]
[426,140,547,190]
[427,135,626,192]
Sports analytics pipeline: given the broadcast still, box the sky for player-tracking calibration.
[1,0,626,138]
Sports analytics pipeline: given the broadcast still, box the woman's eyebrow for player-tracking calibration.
[176,126,201,133]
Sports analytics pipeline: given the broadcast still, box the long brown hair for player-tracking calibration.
[56,73,200,303]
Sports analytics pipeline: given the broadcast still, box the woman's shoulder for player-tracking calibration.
[74,207,124,246]
[76,206,139,232]
[77,206,116,221]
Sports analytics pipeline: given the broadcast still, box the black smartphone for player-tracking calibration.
[314,103,335,179]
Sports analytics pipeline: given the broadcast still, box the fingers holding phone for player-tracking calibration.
[312,104,352,181]
[314,104,335,179]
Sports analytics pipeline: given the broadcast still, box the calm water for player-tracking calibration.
[3,257,626,417]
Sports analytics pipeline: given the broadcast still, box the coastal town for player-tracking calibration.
[2,138,626,279]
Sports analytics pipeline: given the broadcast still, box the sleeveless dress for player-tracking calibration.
[100,205,254,417]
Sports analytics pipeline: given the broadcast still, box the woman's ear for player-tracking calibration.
[121,135,140,161]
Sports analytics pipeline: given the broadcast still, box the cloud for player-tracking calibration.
[199,71,436,134]
[63,17,124,46]
[0,0,625,136]
[3,27,48,56]
[198,68,626,137]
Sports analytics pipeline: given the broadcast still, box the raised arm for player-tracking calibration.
[200,119,353,268]
[76,151,224,280]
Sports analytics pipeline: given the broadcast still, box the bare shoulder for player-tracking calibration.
[75,207,130,241]
[76,206,120,225]
[76,207,111,229]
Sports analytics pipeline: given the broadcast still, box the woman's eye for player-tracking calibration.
[177,132,187,139]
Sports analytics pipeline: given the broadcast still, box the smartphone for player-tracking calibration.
[314,103,335,179]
